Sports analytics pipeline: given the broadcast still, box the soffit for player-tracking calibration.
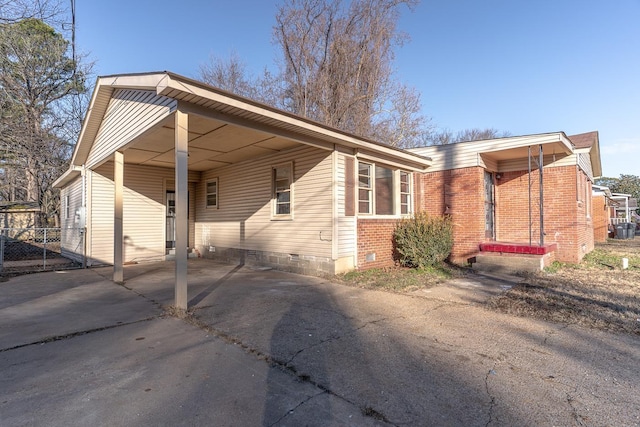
[123,113,302,171]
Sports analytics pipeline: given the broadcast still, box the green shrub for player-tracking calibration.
[393,212,453,268]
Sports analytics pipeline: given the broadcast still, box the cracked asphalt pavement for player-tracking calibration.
[1,261,639,426]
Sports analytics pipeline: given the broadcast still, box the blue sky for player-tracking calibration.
[76,0,640,178]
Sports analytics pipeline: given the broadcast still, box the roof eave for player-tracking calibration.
[68,71,431,174]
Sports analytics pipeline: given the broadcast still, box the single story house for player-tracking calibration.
[53,71,433,308]
[54,71,603,309]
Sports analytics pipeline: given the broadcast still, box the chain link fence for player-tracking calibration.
[0,228,84,275]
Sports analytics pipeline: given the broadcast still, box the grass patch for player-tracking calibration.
[581,248,640,270]
[335,263,461,292]
[489,240,640,335]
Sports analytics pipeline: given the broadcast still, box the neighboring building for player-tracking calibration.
[54,71,603,308]
[592,185,615,242]
[0,201,40,229]
[610,193,637,222]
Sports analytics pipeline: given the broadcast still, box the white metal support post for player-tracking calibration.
[114,151,124,284]
[174,110,189,310]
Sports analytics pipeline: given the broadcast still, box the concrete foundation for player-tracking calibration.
[196,245,345,276]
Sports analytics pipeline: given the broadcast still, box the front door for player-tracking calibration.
[484,171,495,239]
[166,191,176,250]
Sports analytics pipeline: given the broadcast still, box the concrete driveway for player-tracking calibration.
[1,260,639,426]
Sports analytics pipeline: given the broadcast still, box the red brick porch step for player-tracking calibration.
[479,242,557,255]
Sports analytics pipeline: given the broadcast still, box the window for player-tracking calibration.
[65,195,70,219]
[206,179,218,208]
[357,161,412,216]
[273,163,292,217]
[400,171,411,214]
[358,163,372,214]
[585,179,591,219]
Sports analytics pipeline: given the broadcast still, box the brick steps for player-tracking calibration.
[472,242,557,273]
[479,242,558,255]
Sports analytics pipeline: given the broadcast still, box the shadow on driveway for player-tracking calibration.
[3,260,639,426]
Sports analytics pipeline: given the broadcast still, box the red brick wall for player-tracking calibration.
[419,167,486,264]
[495,165,594,263]
[592,195,613,242]
[357,218,398,269]
[578,171,595,259]
[356,165,596,268]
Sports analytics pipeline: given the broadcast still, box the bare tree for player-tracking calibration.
[374,84,434,148]
[200,51,258,99]
[0,0,65,25]
[424,127,511,146]
[454,128,511,142]
[273,0,426,146]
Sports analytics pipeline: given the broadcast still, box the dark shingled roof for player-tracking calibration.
[568,131,598,149]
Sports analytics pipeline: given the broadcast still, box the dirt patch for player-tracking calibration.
[488,239,640,335]
[334,264,465,292]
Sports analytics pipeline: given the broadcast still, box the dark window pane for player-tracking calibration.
[358,188,371,213]
[273,166,292,216]
[276,203,290,215]
[277,192,290,203]
[401,194,409,214]
[375,166,393,215]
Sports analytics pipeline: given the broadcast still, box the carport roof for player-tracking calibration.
[55,71,432,187]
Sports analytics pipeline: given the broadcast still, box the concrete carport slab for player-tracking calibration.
[0,264,382,426]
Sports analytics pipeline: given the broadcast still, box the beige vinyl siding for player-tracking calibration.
[410,143,493,172]
[196,146,333,257]
[89,163,198,265]
[497,153,575,172]
[337,153,356,258]
[60,176,84,262]
[577,152,594,181]
[480,155,498,172]
[86,89,176,168]
[409,134,573,173]
[412,147,584,175]
[89,168,114,264]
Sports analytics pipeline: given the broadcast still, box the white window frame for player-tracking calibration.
[358,162,373,215]
[398,170,412,215]
[272,162,293,220]
[65,194,70,219]
[205,178,218,209]
[357,161,412,217]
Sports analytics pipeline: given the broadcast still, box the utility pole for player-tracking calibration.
[71,0,76,69]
